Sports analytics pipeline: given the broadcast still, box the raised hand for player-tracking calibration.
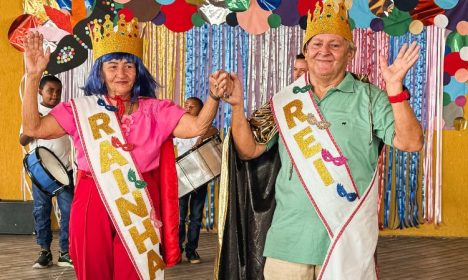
[208,70,243,106]
[210,70,244,107]
[24,31,50,76]
[379,41,420,93]
[222,73,244,107]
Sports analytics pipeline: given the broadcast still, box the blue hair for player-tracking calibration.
[82,52,160,102]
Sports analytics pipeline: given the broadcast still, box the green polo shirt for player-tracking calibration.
[263,72,395,264]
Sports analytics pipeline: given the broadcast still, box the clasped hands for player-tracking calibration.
[208,70,234,101]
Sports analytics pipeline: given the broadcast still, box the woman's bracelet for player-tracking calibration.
[208,90,221,101]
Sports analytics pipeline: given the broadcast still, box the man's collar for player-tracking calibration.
[334,72,355,93]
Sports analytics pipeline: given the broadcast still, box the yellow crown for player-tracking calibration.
[89,14,143,61]
[303,0,353,51]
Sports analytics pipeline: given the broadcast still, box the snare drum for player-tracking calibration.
[176,135,222,197]
[23,146,71,196]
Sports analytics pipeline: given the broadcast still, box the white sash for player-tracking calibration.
[271,74,379,280]
[72,96,165,280]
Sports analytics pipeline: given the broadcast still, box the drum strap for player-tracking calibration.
[72,96,165,280]
[271,73,379,280]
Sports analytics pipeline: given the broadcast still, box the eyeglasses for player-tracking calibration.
[336,183,357,202]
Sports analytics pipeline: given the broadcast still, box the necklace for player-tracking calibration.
[125,102,135,116]
[108,95,133,119]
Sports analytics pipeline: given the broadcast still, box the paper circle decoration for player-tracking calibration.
[152,11,166,25]
[226,12,239,26]
[434,0,459,9]
[370,18,384,32]
[160,0,197,32]
[349,0,377,28]
[268,13,281,28]
[156,0,176,4]
[191,13,205,27]
[434,14,449,28]
[118,8,134,22]
[454,68,468,83]
[455,95,467,107]
[409,19,424,34]
[124,0,161,22]
[443,92,451,105]
[460,46,468,61]
[273,0,300,26]
[443,72,451,85]
[456,21,468,35]
[444,52,468,75]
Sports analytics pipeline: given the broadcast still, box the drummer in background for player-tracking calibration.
[19,75,74,269]
[174,97,218,264]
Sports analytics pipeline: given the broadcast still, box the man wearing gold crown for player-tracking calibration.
[214,1,423,280]
[22,14,229,280]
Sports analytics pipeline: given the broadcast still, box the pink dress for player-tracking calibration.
[50,97,186,172]
[49,97,186,280]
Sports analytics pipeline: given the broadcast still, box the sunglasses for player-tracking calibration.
[336,183,357,202]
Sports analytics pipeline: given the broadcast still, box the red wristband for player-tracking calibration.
[388,89,410,104]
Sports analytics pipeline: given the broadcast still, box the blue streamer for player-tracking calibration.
[185,25,249,229]
[406,30,424,228]
[384,30,427,229]
[384,146,393,228]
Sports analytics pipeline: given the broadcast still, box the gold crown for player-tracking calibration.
[89,14,143,61]
[303,0,353,51]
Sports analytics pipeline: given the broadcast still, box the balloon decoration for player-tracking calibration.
[16,0,468,37]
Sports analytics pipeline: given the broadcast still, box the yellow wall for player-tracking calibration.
[0,1,24,200]
[381,129,468,237]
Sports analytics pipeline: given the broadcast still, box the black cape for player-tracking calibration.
[217,135,281,280]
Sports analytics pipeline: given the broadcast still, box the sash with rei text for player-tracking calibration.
[271,74,379,280]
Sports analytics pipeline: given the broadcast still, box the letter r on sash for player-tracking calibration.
[88,113,115,140]
[284,99,308,129]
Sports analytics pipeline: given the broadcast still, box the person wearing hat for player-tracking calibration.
[22,14,228,280]
[214,1,423,279]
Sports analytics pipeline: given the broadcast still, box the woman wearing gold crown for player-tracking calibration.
[22,15,229,280]
[215,1,423,280]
